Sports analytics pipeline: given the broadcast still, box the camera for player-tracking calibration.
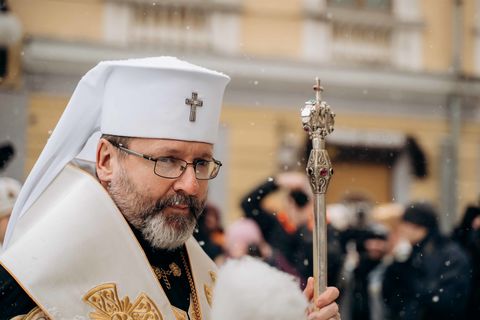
[289,189,309,208]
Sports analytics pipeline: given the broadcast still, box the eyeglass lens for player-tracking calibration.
[154,158,219,179]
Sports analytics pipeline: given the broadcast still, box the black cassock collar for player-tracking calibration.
[130,224,193,315]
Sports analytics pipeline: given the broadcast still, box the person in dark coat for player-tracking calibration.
[193,203,225,261]
[240,172,343,288]
[451,205,480,319]
[382,202,471,320]
[339,224,389,320]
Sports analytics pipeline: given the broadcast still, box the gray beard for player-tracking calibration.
[108,166,205,250]
[141,212,196,250]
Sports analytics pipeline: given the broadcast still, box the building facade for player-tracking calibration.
[1,0,480,230]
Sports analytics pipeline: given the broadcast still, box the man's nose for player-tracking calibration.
[172,165,200,196]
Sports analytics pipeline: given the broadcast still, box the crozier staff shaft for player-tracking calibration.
[300,78,335,304]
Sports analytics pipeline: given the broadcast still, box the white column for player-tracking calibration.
[392,150,411,205]
[303,0,327,12]
[475,0,480,75]
[391,0,423,70]
[144,9,157,46]
[210,12,240,55]
[302,0,331,63]
[103,1,132,46]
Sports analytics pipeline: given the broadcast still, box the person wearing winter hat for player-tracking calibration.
[221,218,300,278]
[398,202,439,244]
[0,57,340,320]
[382,202,471,320]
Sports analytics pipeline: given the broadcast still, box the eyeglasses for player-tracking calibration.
[111,143,222,180]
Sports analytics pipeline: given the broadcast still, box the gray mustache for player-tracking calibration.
[154,193,204,219]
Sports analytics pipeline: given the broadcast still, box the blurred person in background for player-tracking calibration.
[367,202,405,320]
[222,218,299,278]
[339,224,389,320]
[193,203,225,262]
[337,195,374,254]
[328,203,356,233]
[451,205,480,318]
[240,172,343,288]
[334,195,376,296]
[241,172,311,258]
[0,142,15,170]
[0,177,21,250]
[382,202,471,320]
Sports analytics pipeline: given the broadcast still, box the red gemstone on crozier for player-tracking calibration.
[320,168,328,177]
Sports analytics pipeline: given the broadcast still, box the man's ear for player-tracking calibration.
[96,139,116,187]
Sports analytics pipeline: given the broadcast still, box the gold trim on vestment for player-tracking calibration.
[209,271,216,284]
[2,166,214,319]
[171,306,188,320]
[0,261,53,319]
[10,307,49,320]
[65,166,176,319]
[180,251,202,320]
[204,284,213,307]
[83,283,163,320]
[23,307,48,320]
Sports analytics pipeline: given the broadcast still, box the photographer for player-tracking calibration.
[240,172,343,288]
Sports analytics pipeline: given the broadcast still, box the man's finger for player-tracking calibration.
[307,302,339,320]
[315,287,340,309]
[303,277,314,300]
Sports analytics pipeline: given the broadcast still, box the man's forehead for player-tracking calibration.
[130,137,214,155]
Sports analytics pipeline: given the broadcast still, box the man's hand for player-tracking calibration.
[303,277,340,320]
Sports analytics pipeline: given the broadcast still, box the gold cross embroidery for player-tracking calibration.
[83,283,163,320]
[185,92,203,122]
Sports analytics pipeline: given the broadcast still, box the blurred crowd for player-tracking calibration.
[194,171,480,320]
[2,139,480,319]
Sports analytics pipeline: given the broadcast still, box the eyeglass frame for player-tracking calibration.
[110,142,222,180]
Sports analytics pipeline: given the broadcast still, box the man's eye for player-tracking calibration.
[195,159,210,167]
[157,157,177,164]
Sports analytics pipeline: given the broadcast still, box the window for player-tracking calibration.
[128,3,209,49]
[103,0,241,53]
[328,0,391,12]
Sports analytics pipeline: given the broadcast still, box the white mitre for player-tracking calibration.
[211,257,308,320]
[4,57,230,248]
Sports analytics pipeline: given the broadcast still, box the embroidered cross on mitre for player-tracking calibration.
[185,92,203,122]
